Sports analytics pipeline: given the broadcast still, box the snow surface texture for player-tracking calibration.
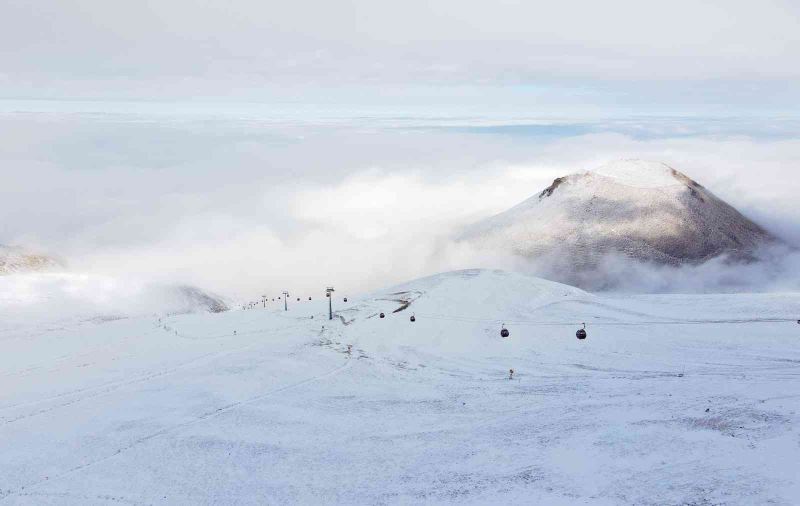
[1,269,799,505]
[459,160,775,287]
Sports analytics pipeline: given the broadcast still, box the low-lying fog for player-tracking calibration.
[2,106,800,314]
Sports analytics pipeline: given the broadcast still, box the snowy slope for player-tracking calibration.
[459,160,775,277]
[1,269,799,505]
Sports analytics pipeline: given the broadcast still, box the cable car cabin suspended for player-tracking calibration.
[500,325,509,338]
[297,297,300,301]
[379,312,385,318]
[344,297,348,302]
[576,323,587,340]
[410,314,416,322]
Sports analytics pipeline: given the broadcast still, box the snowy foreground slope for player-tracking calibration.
[1,269,799,505]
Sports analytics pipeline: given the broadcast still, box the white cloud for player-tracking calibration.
[2,110,799,299]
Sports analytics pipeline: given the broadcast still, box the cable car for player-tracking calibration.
[576,323,587,340]
[379,312,385,318]
[297,297,300,301]
[309,297,312,300]
[344,297,348,302]
[410,314,416,322]
[500,325,509,338]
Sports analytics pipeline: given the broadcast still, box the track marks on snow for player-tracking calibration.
[0,324,303,425]
[0,355,353,502]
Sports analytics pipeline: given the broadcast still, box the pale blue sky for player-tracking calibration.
[2,1,799,116]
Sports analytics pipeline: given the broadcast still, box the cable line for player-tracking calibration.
[415,313,796,327]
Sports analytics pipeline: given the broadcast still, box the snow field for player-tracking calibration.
[1,270,799,505]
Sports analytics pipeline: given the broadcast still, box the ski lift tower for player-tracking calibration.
[262,295,267,308]
[282,291,289,311]
[326,286,335,320]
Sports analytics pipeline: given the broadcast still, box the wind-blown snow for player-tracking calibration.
[1,269,798,504]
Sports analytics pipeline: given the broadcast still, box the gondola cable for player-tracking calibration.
[412,313,796,327]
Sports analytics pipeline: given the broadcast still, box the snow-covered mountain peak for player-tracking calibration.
[459,161,776,288]
[588,159,687,189]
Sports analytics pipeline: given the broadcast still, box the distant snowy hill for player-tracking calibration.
[0,273,228,332]
[459,160,775,283]
[0,272,228,328]
[0,245,62,275]
[0,245,227,319]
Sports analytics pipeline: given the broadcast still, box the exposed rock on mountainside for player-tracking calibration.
[173,285,229,313]
[0,245,63,275]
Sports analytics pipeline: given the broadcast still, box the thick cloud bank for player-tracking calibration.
[521,245,800,293]
[0,273,228,334]
[2,110,799,299]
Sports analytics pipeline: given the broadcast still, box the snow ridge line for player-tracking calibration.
[0,354,353,502]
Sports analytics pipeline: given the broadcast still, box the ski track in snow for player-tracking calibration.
[3,356,353,501]
[0,330,288,423]
[1,270,799,505]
